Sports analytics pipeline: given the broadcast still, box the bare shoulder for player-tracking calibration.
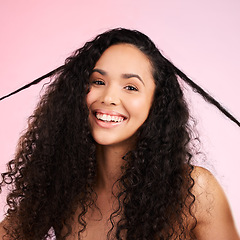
[191,166,239,240]
[191,166,223,200]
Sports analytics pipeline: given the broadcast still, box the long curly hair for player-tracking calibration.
[1,28,199,239]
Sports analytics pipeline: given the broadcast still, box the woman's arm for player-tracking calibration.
[192,166,239,240]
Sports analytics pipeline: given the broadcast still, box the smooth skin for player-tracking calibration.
[87,44,156,147]
[192,167,239,239]
[0,44,239,239]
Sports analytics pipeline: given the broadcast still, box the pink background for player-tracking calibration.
[0,0,239,233]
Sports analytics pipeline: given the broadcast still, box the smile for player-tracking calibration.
[95,113,124,122]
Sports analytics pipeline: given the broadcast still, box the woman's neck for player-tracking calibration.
[95,142,133,193]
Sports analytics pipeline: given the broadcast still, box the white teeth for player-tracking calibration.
[96,113,124,122]
[107,115,111,121]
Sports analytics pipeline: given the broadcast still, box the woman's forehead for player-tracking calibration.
[94,44,154,80]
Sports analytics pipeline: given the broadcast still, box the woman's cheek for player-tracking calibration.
[86,89,95,107]
[130,97,147,112]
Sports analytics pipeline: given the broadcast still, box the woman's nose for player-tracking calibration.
[101,86,120,106]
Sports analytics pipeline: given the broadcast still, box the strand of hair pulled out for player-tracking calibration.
[0,66,64,101]
[0,63,239,127]
[171,64,240,127]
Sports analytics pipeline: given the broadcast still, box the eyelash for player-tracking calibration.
[91,80,105,85]
[124,85,138,91]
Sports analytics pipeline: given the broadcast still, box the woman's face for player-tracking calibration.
[86,43,156,147]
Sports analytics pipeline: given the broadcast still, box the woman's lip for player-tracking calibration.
[93,109,127,119]
[92,112,126,129]
[90,109,127,129]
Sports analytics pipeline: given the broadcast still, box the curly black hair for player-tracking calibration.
[0,28,220,239]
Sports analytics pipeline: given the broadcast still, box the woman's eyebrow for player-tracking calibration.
[91,68,107,75]
[121,73,145,86]
[91,68,145,86]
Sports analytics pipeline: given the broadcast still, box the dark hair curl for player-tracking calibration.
[1,28,199,239]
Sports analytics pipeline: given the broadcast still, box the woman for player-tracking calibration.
[0,28,239,239]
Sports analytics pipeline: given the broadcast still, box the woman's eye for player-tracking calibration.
[125,85,138,91]
[91,80,105,85]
